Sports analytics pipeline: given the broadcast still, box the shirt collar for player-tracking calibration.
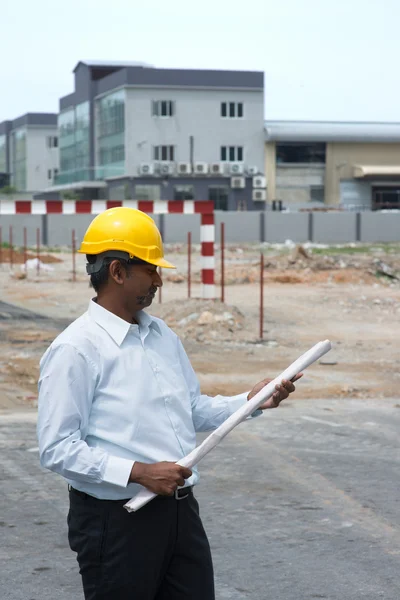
[88,299,161,346]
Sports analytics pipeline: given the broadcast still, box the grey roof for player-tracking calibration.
[95,66,264,95]
[60,62,264,109]
[0,120,12,135]
[264,120,400,143]
[59,93,76,111]
[0,113,58,130]
[74,60,153,71]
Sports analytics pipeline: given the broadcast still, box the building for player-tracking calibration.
[264,121,400,210]
[42,60,265,210]
[0,114,59,193]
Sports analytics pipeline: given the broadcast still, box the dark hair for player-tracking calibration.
[87,255,131,293]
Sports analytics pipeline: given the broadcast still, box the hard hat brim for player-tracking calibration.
[152,257,176,269]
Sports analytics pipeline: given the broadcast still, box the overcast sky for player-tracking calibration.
[1,0,398,122]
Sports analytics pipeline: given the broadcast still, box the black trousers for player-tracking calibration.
[67,488,215,600]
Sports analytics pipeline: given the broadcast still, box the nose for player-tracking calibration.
[153,269,163,288]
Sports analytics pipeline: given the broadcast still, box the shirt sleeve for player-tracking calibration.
[176,338,262,432]
[37,343,133,488]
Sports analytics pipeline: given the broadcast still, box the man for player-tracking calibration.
[37,207,300,600]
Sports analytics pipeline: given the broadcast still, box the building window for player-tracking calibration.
[173,185,194,201]
[0,134,7,174]
[152,100,175,117]
[372,188,400,210]
[96,90,125,179]
[153,145,175,161]
[276,143,326,164]
[11,128,27,191]
[47,168,59,181]
[99,145,125,165]
[220,146,243,162]
[134,185,161,201]
[58,102,91,184]
[97,90,125,137]
[47,136,58,148]
[221,102,243,118]
[209,186,229,211]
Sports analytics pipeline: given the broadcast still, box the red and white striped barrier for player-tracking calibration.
[0,199,215,299]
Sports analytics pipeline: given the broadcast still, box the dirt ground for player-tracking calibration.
[0,241,399,412]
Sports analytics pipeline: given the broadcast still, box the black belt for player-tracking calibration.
[69,486,193,501]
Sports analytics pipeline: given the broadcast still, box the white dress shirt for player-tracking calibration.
[37,300,255,500]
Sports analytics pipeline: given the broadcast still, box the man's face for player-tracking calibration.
[124,263,162,309]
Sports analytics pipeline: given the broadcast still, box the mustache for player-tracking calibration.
[136,287,158,304]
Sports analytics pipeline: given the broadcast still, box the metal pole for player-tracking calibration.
[24,227,28,274]
[158,267,162,303]
[72,229,76,282]
[259,252,264,340]
[9,225,13,269]
[0,227,2,265]
[188,231,191,299]
[36,228,40,276]
[221,222,225,303]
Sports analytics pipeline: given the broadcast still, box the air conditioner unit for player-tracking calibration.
[247,166,259,176]
[253,175,266,188]
[209,162,224,176]
[139,163,155,176]
[229,163,244,175]
[231,176,245,189]
[252,189,267,201]
[194,162,208,175]
[158,162,175,176]
[177,162,192,175]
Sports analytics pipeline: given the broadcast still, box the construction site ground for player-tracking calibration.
[0,241,399,410]
[1,242,399,599]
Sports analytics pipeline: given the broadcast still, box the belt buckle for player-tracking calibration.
[175,488,189,500]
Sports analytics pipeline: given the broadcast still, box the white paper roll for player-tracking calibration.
[124,339,332,512]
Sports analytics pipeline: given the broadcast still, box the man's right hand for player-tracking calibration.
[129,461,192,496]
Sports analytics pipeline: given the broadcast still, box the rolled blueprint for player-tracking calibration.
[124,339,332,512]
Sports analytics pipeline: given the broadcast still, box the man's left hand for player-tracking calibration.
[247,373,303,410]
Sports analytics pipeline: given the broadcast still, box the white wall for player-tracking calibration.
[124,88,264,176]
[26,127,59,192]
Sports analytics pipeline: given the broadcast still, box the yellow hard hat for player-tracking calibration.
[78,207,176,269]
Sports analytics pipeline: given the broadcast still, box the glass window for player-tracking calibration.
[47,136,58,148]
[58,103,91,184]
[372,188,400,210]
[276,143,326,164]
[11,128,27,191]
[135,185,161,200]
[209,186,229,210]
[152,100,174,117]
[0,134,7,174]
[173,185,194,201]
[220,146,243,162]
[153,145,174,161]
[221,102,243,118]
[96,90,125,179]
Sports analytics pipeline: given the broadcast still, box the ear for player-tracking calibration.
[108,260,127,286]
